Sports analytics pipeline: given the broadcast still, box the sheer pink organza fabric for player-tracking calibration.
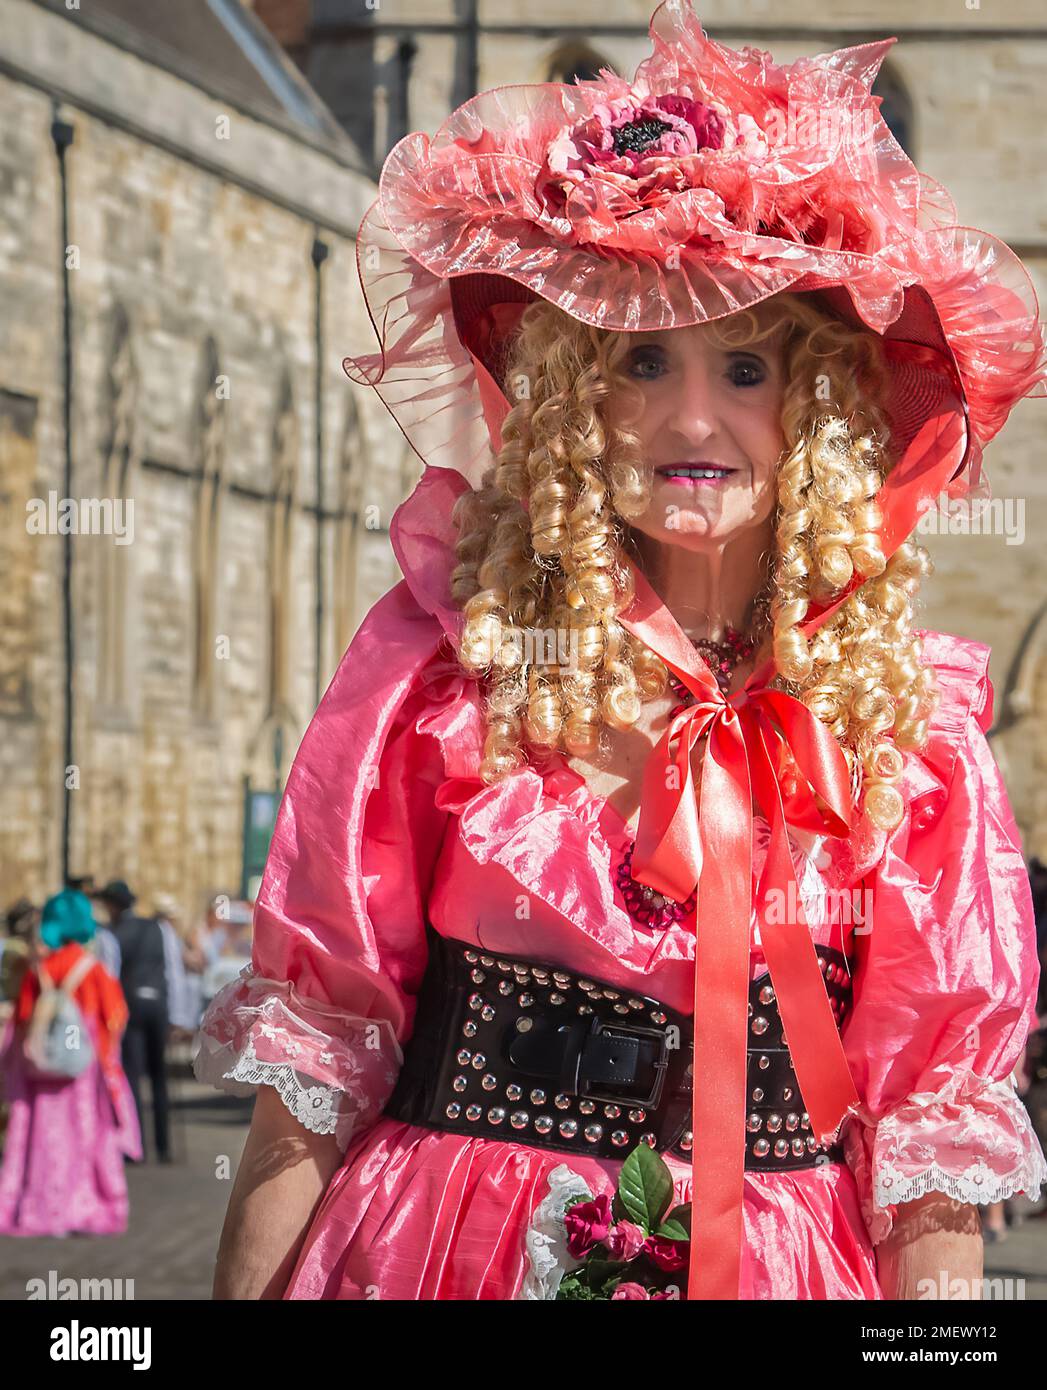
[192,469,1046,1298]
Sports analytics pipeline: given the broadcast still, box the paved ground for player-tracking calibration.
[2,1063,1045,1300]
[0,1064,251,1301]
[981,1200,1047,1301]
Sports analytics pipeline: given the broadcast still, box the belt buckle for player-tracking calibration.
[578,1018,671,1111]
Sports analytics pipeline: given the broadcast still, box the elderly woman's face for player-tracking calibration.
[612,315,787,550]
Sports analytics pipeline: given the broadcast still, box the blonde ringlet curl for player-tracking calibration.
[450,288,942,833]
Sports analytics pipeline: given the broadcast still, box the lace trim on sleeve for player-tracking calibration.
[843,1069,1047,1245]
[192,967,403,1154]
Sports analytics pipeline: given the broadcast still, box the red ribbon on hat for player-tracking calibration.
[618,563,861,1300]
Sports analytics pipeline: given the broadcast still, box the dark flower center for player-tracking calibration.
[611,117,672,156]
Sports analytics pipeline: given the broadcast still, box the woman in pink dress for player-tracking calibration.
[194,1,1047,1299]
[0,890,142,1237]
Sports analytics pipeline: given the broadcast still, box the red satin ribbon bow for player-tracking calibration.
[618,563,861,1301]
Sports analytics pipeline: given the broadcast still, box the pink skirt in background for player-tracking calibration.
[0,1017,142,1237]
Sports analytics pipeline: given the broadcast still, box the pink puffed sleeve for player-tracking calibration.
[840,634,1047,1244]
[192,578,477,1152]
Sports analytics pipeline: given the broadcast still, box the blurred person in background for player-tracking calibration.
[1023,855,1047,1219]
[65,875,121,977]
[981,857,1047,1241]
[0,889,141,1235]
[154,893,207,1034]
[89,904,122,981]
[0,898,38,1020]
[200,895,254,1008]
[0,899,39,1149]
[93,879,190,1163]
[1031,857,1047,990]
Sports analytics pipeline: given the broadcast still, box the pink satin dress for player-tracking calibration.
[194,570,1047,1300]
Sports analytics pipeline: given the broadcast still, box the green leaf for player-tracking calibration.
[581,1257,628,1285]
[617,1142,675,1231]
[595,1274,626,1299]
[556,1274,596,1300]
[654,1218,687,1242]
[655,1203,692,1241]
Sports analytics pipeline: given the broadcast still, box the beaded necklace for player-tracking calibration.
[669,623,757,706]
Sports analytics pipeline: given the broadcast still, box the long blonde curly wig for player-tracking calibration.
[450,290,942,833]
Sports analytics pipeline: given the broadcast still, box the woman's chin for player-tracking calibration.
[635,514,737,548]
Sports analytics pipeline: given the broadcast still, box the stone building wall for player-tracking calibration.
[0,0,411,917]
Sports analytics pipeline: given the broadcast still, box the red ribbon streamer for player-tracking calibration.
[618,563,862,1300]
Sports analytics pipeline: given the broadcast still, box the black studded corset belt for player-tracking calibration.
[384,930,853,1170]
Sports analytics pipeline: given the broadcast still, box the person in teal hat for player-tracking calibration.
[38,888,97,951]
[0,898,37,1013]
[0,885,142,1235]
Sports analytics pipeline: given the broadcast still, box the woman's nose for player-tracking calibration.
[667,360,719,446]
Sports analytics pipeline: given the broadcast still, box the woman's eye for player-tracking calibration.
[727,356,767,387]
[627,352,667,381]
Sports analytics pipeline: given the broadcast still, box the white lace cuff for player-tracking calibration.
[843,1069,1047,1245]
[192,967,403,1153]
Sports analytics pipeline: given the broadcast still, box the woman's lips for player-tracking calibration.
[654,464,740,487]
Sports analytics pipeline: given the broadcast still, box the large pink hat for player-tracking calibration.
[344,0,1045,584]
[341,0,1047,1301]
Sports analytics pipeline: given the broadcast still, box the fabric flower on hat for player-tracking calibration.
[531,44,900,263]
[535,87,727,220]
[379,0,937,325]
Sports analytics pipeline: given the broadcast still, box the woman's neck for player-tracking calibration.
[631,526,773,644]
